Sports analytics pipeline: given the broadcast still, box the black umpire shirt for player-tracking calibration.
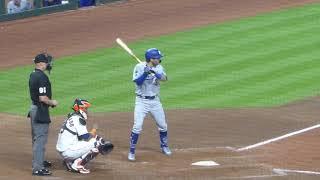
[29,69,52,123]
[29,69,52,105]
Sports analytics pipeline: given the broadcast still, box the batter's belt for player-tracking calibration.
[136,94,156,100]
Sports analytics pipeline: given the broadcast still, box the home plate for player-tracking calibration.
[191,161,219,167]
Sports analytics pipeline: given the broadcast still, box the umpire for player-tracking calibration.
[28,53,58,176]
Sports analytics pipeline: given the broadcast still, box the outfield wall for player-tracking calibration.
[0,0,121,22]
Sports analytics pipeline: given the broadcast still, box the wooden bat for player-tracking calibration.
[116,38,142,63]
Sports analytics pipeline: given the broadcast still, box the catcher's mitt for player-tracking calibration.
[99,141,114,155]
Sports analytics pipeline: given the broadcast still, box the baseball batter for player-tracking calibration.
[128,48,172,161]
[56,98,114,174]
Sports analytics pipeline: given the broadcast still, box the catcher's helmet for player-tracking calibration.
[145,48,163,62]
[73,98,91,119]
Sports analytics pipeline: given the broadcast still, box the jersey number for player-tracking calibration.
[68,119,74,127]
[39,87,46,93]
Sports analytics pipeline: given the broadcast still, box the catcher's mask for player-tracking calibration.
[72,98,91,119]
[145,48,163,63]
[34,53,54,74]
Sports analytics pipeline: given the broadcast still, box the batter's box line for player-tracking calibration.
[273,168,320,175]
[174,146,237,152]
[215,174,285,180]
[237,123,320,152]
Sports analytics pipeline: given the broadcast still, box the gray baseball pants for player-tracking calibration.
[30,104,49,171]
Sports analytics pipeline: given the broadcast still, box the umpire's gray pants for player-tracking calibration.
[30,105,49,171]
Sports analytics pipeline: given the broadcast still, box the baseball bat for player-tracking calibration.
[116,38,142,63]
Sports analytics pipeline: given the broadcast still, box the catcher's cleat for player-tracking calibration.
[161,146,172,156]
[71,158,90,174]
[128,152,135,161]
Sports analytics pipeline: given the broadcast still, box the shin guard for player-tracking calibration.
[80,148,99,166]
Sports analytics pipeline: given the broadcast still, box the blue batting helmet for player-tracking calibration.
[145,48,163,62]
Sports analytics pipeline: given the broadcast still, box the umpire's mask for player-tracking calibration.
[34,53,54,74]
[46,54,53,74]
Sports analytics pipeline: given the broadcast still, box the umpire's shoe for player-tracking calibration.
[43,160,52,168]
[32,168,52,176]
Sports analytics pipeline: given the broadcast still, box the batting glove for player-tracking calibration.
[150,70,162,79]
[144,66,152,74]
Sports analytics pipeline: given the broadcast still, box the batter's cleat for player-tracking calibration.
[32,168,52,176]
[161,146,172,156]
[71,158,90,174]
[128,152,136,161]
[43,160,52,168]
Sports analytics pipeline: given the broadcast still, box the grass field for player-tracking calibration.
[1,3,320,115]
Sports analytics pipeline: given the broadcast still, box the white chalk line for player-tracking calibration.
[174,146,236,152]
[273,168,320,175]
[237,123,320,151]
[216,174,285,179]
[272,168,288,175]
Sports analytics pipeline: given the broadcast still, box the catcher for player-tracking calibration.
[56,98,113,174]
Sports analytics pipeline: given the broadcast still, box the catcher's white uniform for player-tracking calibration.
[56,114,96,160]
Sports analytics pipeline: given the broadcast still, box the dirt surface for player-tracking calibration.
[1,0,320,179]
[1,97,320,179]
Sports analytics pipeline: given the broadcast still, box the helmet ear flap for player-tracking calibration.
[73,98,81,111]
[73,98,91,112]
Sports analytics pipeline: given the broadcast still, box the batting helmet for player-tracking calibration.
[145,48,163,62]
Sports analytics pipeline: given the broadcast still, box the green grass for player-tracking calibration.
[1,3,320,115]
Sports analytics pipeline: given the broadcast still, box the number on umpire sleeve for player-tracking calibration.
[39,87,46,93]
